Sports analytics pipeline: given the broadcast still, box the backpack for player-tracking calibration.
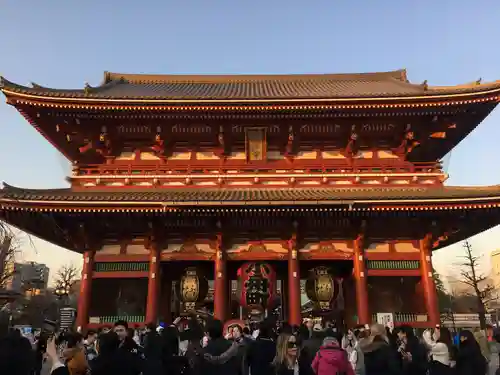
[312,347,349,375]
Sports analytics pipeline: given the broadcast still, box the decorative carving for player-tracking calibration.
[345,126,359,158]
[151,133,165,156]
[117,125,152,134]
[172,124,211,133]
[285,125,295,158]
[216,126,226,158]
[394,125,420,157]
[299,124,341,133]
[246,244,267,253]
[179,243,201,253]
[300,241,353,260]
[360,123,396,133]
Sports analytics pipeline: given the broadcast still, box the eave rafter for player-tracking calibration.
[4,92,500,112]
[2,199,500,213]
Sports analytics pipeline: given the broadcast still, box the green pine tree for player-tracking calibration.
[432,267,450,311]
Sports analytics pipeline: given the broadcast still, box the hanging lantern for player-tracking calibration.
[305,267,337,311]
[177,267,208,312]
[238,262,276,315]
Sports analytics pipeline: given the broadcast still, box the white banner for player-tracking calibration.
[376,313,394,327]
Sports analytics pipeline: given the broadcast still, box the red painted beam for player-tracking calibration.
[94,255,149,262]
[367,269,420,277]
[365,252,420,260]
[92,271,148,279]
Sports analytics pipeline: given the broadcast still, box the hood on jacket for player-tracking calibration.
[431,342,450,366]
[358,337,389,353]
[474,330,486,340]
[317,344,346,365]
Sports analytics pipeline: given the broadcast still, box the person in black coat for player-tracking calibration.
[456,330,487,375]
[359,323,400,375]
[89,331,142,375]
[161,325,187,375]
[142,324,164,375]
[395,325,428,375]
[0,328,35,375]
[246,320,276,375]
[299,324,324,375]
[202,319,238,375]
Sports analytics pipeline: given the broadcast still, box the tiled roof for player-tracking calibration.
[2,70,500,100]
[2,184,500,205]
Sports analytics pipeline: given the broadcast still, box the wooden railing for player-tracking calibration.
[93,262,149,272]
[89,315,145,324]
[75,160,442,177]
[371,312,429,323]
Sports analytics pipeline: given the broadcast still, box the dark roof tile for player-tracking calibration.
[2,184,500,205]
[2,70,500,100]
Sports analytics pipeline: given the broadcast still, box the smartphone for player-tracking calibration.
[42,319,57,337]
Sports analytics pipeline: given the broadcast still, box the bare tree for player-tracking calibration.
[0,224,19,289]
[457,240,493,329]
[53,264,79,292]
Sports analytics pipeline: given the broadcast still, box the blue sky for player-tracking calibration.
[1,0,499,282]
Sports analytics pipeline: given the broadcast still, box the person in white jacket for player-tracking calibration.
[422,327,453,367]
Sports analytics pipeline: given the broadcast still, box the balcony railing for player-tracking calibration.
[75,160,442,177]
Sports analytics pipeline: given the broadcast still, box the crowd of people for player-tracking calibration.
[0,315,494,375]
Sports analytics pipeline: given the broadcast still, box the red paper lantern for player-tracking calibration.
[237,262,276,314]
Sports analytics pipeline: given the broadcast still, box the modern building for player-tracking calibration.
[1,69,500,330]
[490,250,500,289]
[4,262,50,294]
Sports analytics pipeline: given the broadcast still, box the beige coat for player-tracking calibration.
[473,330,491,363]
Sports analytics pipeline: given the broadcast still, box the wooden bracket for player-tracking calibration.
[345,125,358,159]
[285,125,295,159]
[145,221,166,251]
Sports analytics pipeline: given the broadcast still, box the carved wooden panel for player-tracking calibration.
[300,124,340,134]
[299,241,353,260]
[117,125,152,134]
[172,124,212,134]
[360,124,396,133]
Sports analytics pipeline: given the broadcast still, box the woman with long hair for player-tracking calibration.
[273,332,299,375]
[456,330,487,375]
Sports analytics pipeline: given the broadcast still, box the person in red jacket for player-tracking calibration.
[312,335,355,375]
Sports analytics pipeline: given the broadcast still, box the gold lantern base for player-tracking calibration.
[318,301,330,310]
[183,302,196,311]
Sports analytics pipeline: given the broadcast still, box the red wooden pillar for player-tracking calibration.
[163,279,172,324]
[420,235,439,326]
[353,236,370,324]
[76,250,94,331]
[288,236,301,326]
[214,234,227,322]
[146,246,161,324]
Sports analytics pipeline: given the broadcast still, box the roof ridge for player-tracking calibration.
[1,183,71,193]
[103,69,408,84]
